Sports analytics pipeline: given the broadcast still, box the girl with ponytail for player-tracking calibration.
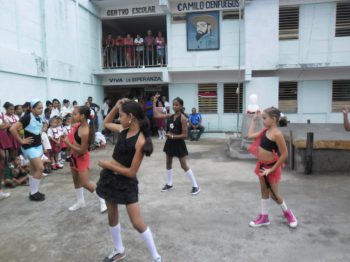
[96,99,162,262]
[63,106,107,213]
[247,106,297,228]
[153,95,200,195]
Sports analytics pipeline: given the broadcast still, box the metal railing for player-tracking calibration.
[103,44,167,69]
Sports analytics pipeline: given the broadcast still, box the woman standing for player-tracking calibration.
[10,99,45,201]
[153,95,200,195]
[97,99,162,262]
[64,106,107,213]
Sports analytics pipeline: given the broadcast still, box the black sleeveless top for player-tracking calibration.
[260,130,278,152]
[167,114,183,135]
[74,129,82,145]
[113,129,140,168]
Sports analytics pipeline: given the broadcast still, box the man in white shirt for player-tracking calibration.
[101,98,111,120]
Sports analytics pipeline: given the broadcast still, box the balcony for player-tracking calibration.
[103,44,167,69]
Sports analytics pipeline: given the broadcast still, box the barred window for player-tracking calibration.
[222,10,243,20]
[332,80,350,112]
[198,83,217,113]
[336,3,350,37]
[224,83,243,113]
[279,6,299,40]
[279,82,298,113]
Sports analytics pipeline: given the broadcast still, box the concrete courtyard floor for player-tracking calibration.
[0,139,349,262]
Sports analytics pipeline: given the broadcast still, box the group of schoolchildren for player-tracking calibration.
[0,98,106,199]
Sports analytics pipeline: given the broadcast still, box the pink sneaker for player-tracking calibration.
[284,209,298,228]
[249,214,270,227]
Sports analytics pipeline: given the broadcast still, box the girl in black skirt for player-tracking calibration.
[153,95,200,195]
[96,99,162,262]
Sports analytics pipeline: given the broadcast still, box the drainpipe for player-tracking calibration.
[236,0,244,133]
[40,0,50,100]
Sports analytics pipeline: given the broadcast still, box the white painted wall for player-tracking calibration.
[279,2,350,66]
[0,0,103,111]
[169,14,244,69]
[284,80,344,124]
[244,0,279,71]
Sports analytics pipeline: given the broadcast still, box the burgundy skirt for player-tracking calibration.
[156,119,165,129]
[50,141,62,154]
[0,130,12,149]
[9,132,21,149]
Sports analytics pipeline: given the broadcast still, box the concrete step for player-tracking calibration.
[227,137,255,160]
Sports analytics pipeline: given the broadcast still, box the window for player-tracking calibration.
[336,3,350,37]
[198,83,217,113]
[222,10,243,20]
[224,83,243,113]
[279,82,298,113]
[279,6,299,40]
[332,80,350,112]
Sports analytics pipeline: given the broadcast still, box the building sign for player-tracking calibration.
[102,73,164,86]
[101,1,163,19]
[172,0,240,13]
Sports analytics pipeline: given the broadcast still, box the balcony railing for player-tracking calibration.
[102,45,167,69]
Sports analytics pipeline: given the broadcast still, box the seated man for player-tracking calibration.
[188,107,205,141]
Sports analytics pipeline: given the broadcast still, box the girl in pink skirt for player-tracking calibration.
[247,107,298,228]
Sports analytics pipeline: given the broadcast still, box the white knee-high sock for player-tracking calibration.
[29,176,40,195]
[93,191,105,204]
[140,227,160,260]
[185,169,198,188]
[75,188,85,203]
[161,130,166,139]
[261,198,269,215]
[158,130,162,138]
[280,200,288,212]
[110,224,124,253]
[166,169,173,186]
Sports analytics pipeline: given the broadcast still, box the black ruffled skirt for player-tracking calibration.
[96,169,138,205]
[163,139,188,158]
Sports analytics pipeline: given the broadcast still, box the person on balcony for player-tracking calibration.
[155,32,165,67]
[104,33,114,68]
[134,34,145,68]
[114,35,125,67]
[145,30,155,66]
[124,34,134,67]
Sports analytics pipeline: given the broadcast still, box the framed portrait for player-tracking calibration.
[187,11,220,51]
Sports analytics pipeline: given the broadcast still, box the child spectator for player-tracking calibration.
[62,114,73,162]
[48,117,63,170]
[4,156,29,187]
[41,122,52,174]
[94,131,107,149]
[57,117,65,164]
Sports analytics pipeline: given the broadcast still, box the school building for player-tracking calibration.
[1,0,350,132]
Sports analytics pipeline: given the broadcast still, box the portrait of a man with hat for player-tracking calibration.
[187,11,220,51]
